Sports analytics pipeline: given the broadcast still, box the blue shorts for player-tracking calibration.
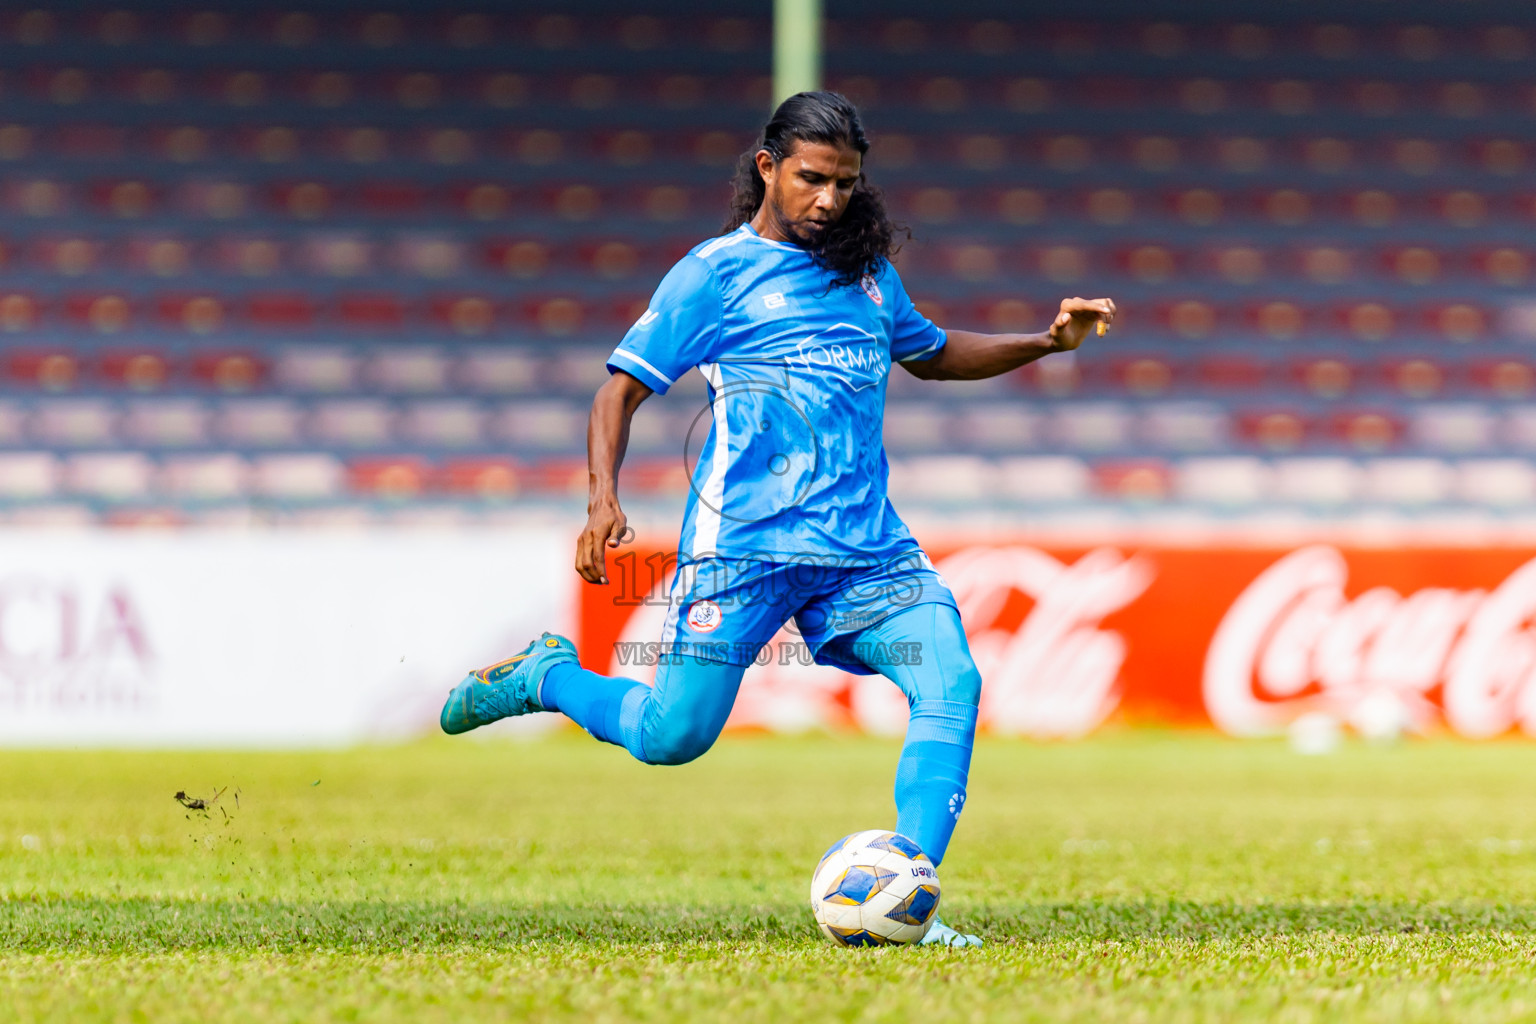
[657,551,958,674]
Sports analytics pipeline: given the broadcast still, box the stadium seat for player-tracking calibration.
[887,456,992,501]
[0,453,60,498]
[441,457,519,497]
[251,453,347,498]
[1270,457,1360,504]
[454,349,540,393]
[122,400,210,447]
[884,404,954,452]
[190,351,267,392]
[1456,459,1536,505]
[218,400,304,446]
[1093,460,1171,501]
[9,349,79,390]
[1143,403,1229,450]
[34,399,115,446]
[399,401,484,447]
[1359,459,1453,504]
[349,457,432,498]
[1175,457,1268,505]
[310,400,393,447]
[160,454,250,499]
[64,452,154,499]
[275,349,358,392]
[494,401,585,449]
[1051,403,1133,451]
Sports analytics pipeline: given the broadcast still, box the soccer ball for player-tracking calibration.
[809,829,941,946]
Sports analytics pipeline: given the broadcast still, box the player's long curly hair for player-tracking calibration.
[725,91,908,289]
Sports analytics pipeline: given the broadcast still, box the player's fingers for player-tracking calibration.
[576,528,604,584]
[606,519,629,548]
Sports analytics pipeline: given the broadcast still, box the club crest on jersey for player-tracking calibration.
[860,274,883,306]
[791,323,886,391]
[686,599,723,633]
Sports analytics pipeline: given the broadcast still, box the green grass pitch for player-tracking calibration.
[5,732,1536,1022]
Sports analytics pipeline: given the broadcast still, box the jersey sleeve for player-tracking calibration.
[884,264,947,363]
[607,255,724,395]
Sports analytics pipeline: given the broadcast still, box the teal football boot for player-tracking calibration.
[439,632,578,735]
[919,918,983,947]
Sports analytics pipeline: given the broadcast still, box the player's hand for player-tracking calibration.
[575,495,631,585]
[1047,297,1116,352]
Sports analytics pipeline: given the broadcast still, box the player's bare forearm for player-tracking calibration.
[903,297,1116,381]
[577,371,653,585]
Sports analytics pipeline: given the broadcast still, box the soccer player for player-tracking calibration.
[441,91,1114,947]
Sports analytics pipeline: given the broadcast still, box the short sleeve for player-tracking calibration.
[884,263,947,363]
[607,255,724,395]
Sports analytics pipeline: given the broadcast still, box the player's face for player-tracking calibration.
[757,140,862,248]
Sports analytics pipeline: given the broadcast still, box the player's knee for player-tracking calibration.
[638,721,717,766]
[949,657,982,708]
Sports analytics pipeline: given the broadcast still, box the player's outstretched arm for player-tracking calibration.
[903,297,1116,381]
[576,371,653,585]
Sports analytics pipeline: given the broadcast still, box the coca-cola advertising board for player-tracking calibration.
[579,541,1536,741]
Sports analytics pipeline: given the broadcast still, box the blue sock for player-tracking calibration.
[538,662,647,749]
[894,700,978,867]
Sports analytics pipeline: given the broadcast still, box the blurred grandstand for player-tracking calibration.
[1,0,1535,526]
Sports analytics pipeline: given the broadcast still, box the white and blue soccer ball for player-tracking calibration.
[809,829,941,946]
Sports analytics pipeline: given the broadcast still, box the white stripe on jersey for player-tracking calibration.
[690,361,730,560]
[608,347,676,386]
[897,334,946,362]
[695,226,753,260]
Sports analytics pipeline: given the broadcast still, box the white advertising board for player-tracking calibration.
[0,530,575,746]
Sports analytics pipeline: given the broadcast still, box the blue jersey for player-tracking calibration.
[607,222,946,566]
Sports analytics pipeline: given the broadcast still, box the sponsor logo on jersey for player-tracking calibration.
[686,599,723,633]
[792,323,886,391]
[635,309,660,329]
[764,292,787,310]
[860,274,883,306]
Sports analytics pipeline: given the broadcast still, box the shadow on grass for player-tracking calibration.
[3,898,1535,953]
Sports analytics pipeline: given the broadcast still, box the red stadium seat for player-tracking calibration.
[1425,303,1488,343]
[428,294,499,336]
[1093,460,1171,501]
[1111,355,1179,396]
[191,351,267,392]
[1470,358,1536,397]
[484,238,555,277]
[245,292,318,330]
[1327,410,1404,452]
[359,180,427,214]
[63,293,133,333]
[156,294,225,334]
[1379,357,1451,398]
[441,458,520,497]
[520,458,587,496]
[97,349,172,390]
[1237,410,1311,452]
[349,457,432,498]
[1242,301,1309,340]
[335,293,406,330]
[1291,357,1356,398]
[621,458,692,496]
